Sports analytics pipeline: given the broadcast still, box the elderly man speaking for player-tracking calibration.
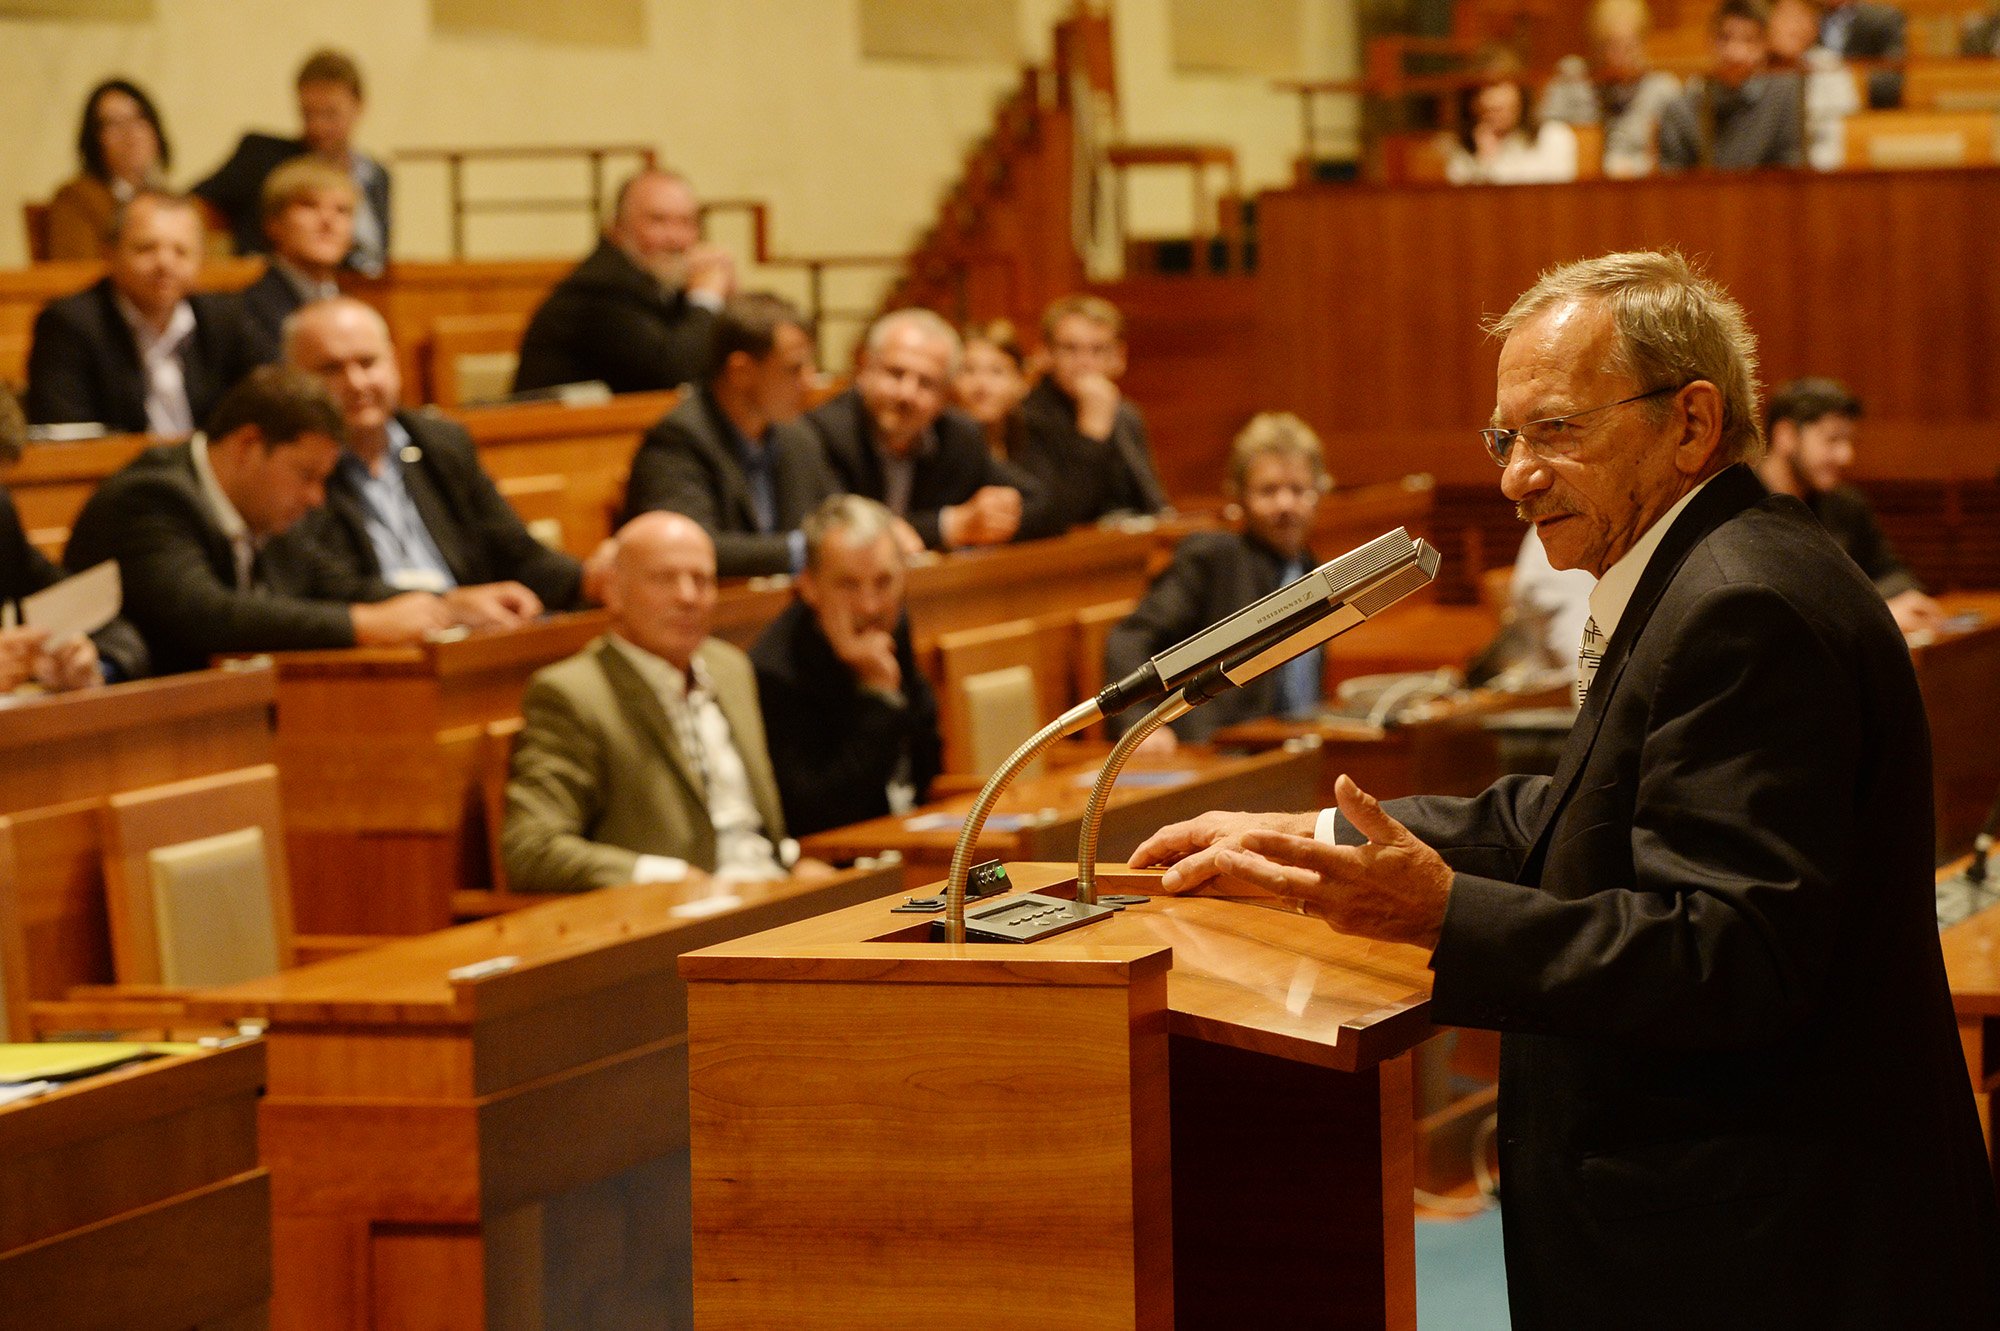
[1132,251,2000,1328]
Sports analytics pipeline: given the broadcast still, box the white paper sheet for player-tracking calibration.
[21,561,121,642]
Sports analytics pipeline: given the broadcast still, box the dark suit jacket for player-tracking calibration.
[262,411,585,610]
[63,443,395,676]
[1014,377,1169,532]
[1350,467,2000,1325]
[25,280,260,433]
[192,133,392,269]
[1807,483,1921,598]
[232,264,309,366]
[750,599,941,837]
[2,485,148,681]
[512,240,715,395]
[1104,530,1312,742]
[804,388,1057,549]
[621,386,836,576]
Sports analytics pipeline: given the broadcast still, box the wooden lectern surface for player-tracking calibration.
[687,862,1434,1072]
[0,1041,270,1331]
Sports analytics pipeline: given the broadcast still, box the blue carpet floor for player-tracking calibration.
[1415,1206,1510,1330]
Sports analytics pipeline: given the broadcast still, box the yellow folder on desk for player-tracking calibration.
[0,1041,198,1083]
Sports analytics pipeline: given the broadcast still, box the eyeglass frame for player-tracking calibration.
[1478,383,1689,468]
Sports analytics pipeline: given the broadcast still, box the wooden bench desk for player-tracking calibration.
[800,743,1320,892]
[1912,591,2000,860]
[0,1041,269,1330]
[184,862,900,1331]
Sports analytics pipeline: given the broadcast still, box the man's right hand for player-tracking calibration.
[0,625,49,691]
[350,592,454,646]
[820,598,901,695]
[1070,371,1122,441]
[683,244,737,301]
[940,486,1023,548]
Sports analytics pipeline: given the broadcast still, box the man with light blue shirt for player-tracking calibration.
[265,297,586,626]
[1132,250,2000,1325]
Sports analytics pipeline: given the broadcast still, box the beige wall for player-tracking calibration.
[0,0,1358,325]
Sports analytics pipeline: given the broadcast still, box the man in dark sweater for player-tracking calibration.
[513,169,735,395]
[64,365,450,676]
[1013,293,1170,532]
[1105,412,1331,746]
[1754,376,1945,633]
[751,496,941,837]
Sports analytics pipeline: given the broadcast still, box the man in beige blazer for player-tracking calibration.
[503,511,795,892]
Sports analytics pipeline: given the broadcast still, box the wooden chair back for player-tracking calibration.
[1571,123,1605,180]
[1902,60,2000,114]
[962,666,1043,779]
[21,202,51,263]
[935,614,1077,776]
[1842,111,1997,170]
[98,765,295,987]
[0,798,114,1028]
[0,815,32,1040]
[429,312,528,406]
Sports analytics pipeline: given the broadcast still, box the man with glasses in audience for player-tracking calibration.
[1133,250,2000,1325]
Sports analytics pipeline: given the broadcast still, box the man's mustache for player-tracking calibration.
[1516,499,1581,524]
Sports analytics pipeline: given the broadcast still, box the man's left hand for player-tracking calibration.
[444,581,543,630]
[1888,589,1948,636]
[33,634,103,693]
[1168,775,1453,950]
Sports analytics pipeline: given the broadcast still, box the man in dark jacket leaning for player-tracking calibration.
[512,169,734,395]
[266,297,586,627]
[750,495,941,838]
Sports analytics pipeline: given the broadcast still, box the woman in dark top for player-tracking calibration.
[953,319,1031,463]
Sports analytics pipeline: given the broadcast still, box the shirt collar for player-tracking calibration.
[114,289,195,356]
[1585,474,1717,644]
[342,416,411,482]
[273,257,340,303]
[189,432,252,548]
[609,632,712,700]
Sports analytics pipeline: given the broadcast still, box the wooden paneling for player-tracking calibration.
[1251,171,2000,490]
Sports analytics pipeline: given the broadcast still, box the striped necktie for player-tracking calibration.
[1576,615,1606,705]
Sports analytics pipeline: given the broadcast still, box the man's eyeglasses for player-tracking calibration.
[1479,384,1685,468]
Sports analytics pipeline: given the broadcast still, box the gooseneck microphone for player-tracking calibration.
[939,528,1442,942]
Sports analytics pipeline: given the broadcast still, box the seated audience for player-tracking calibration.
[1768,0,1861,170]
[1819,1,1905,107]
[1967,6,2000,56]
[1536,0,1681,178]
[620,292,834,577]
[235,158,355,364]
[1755,376,1946,633]
[807,309,1049,551]
[751,496,942,837]
[954,319,1032,461]
[46,78,171,261]
[266,298,584,624]
[1444,52,1580,185]
[194,49,389,275]
[503,512,818,892]
[26,191,261,435]
[63,366,451,676]
[1659,1,1806,172]
[1013,295,1169,531]
[0,385,146,686]
[1104,413,1332,747]
[512,169,735,395]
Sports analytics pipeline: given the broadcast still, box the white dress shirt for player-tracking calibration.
[608,634,789,884]
[115,292,197,437]
[188,431,257,589]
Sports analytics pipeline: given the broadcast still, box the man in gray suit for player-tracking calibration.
[503,511,828,892]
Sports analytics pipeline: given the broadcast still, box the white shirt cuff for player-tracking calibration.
[687,289,725,312]
[1313,807,1342,846]
[632,854,690,883]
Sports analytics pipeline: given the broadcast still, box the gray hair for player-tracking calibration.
[865,308,962,377]
[802,494,903,572]
[1488,249,1765,465]
[281,295,394,365]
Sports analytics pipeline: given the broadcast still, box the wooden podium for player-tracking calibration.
[186,863,899,1330]
[682,863,1435,1330]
